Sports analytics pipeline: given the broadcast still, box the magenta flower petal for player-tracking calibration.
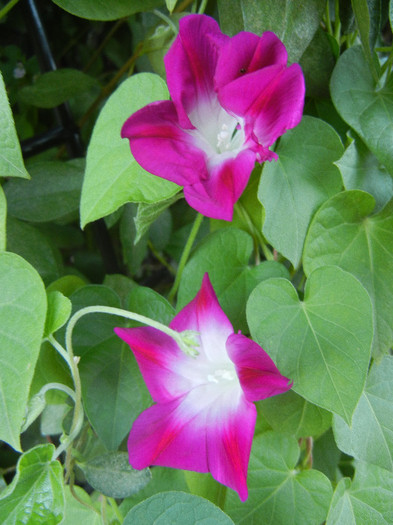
[121,100,207,187]
[128,385,255,501]
[183,149,256,220]
[215,31,288,89]
[226,333,292,402]
[114,326,197,403]
[170,274,233,362]
[164,14,228,128]
[218,64,305,148]
[206,391,256,502]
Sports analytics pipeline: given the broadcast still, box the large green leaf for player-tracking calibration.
[258,390,332,439]
[0,186,6,251]
[218,0,325,62]
[331,46,393,175]
[0,252,46,450]
[80,452,151,499]
[0,71,29,179]
[18,69,98,108]
[4,160,84,223]
[326,462,393,524]
[247,266,373,423]
[0,444,64,524]
[303,190,393,357]
[224,432,332,524]
[124,492,234,525]
[62,486,100,525]
[80,73,178,227]
[127,286,175,326]
[259,116,343,268]
[177,228,289,333]
[120,467,189,516]
[335,137,393,212]
[333,355,393,471]
[51,0,164,20]
[7,217,63,286]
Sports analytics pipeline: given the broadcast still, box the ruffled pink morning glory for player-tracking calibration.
[121,14,305,221]
[114,274,292,501]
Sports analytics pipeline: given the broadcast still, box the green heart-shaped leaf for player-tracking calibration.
[247,265,373,422]
[80,73,179,228]
[331,46,393,175]
[304,190,393,357]
[259,116,343,268]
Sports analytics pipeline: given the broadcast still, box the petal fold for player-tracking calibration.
[218,64,305,147]
[183,149,256,220]
[121,100,207,187]
[164,14,228,128]
[226,333,292,402]
[215,31,288,89]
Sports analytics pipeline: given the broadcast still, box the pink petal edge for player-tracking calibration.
[226,332,292,402]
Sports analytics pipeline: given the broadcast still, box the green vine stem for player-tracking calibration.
[168,212,204,303]
[66,305,200,358]
[153,8,179,35]
[0,0,20,20]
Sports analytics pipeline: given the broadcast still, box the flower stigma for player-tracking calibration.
[178,329,200,357]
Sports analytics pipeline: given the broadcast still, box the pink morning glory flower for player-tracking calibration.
[121,14,305,221]
[114,274,292,501]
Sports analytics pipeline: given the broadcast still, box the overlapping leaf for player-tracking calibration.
[0,71,29,179]
[5,159,85,223]
[51,0,164,20]
[0,252,46,450]
[218,0,325,62]
[18,69,98,108]
[335,137,393,212]
[70,285,149,450]
[327,462,393,524]
[304,190,393,356]
[259,116,343,268]
[80,452,151,499]
[224,432,332,524]
[177,228,289,332]
[124,492,234,525]
[247,265,373,422]
[331,46,393,175]
[0,444,64,524]
[80,73,178,227]
[258,390,332,439]
[333,355,393,471]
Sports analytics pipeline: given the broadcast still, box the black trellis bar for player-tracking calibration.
[20,0,120,275]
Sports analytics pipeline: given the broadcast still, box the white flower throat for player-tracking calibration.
[207,365,237,384]
[188,99,245,165]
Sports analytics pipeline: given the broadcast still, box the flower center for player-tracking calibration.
[187,99,245,165]
[207,366,237,384]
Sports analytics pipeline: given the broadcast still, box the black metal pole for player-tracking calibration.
[21,0,121,275]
